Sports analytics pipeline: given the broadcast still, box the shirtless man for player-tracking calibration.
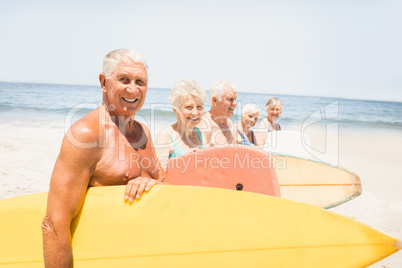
[203,80,238,146]
[41,49,166,267]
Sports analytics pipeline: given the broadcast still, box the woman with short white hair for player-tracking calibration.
[155,78,209,170]
[258,97,283,132]
[235,103,261,146]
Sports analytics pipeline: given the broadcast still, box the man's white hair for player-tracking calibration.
[102,48,148,78]
[209,80,236,106]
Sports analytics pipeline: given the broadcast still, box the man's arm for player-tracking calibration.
[42,124,101,267]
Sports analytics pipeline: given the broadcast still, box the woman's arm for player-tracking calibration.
[154,129,174,171]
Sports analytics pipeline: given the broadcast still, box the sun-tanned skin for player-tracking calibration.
[41,54,166,267]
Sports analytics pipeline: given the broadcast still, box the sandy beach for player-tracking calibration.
[0,121,401,267]
[331,127,402,267]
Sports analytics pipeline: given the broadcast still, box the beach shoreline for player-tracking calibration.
[1,120,401,266]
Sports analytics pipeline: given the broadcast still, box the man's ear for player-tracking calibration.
[99,73,106,92]
[212,97,217,104]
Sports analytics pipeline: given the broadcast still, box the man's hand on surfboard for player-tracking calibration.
[124,177,158,202]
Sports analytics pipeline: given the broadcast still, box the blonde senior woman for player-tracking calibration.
[235,104,260,146]
[155,79,208,170]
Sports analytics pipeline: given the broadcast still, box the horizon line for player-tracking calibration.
[1,80,400,104]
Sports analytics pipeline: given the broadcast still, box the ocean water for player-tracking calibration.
[1,81,401,135]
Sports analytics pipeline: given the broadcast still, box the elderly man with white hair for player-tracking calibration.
[42,49,167,267]
[203,80,238,146]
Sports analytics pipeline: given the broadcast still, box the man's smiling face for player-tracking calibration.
[101,60,148,118]
[214,87,237,118]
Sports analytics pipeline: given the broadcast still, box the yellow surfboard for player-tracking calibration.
[0,185,399,267]
[273,154,362,209]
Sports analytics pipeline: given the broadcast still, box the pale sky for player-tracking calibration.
[1,0,401,102]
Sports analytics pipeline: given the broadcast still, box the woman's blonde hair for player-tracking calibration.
[169,79,206,109]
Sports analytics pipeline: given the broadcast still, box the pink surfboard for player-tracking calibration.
[166,146,281,197]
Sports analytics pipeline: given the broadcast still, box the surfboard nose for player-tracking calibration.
[396,240,402,251]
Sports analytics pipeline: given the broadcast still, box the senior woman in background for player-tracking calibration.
[258,97,283,132]
[255,97,282,146]
[235,104,261,146]
[155,78,209,170]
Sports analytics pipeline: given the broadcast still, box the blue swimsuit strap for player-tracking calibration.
[237,128,253,146]
[250,130,256,146]
[194,127,204,149]
[165,129,188,158]
[166,127,204,158]
[268,122,281,132]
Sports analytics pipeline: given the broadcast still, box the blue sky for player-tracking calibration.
[0,0,401,101]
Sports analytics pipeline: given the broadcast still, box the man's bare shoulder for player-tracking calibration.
[202,112,218,128]
[65,108,103,146]
[226,117,234,127]
[204,111,212,119]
